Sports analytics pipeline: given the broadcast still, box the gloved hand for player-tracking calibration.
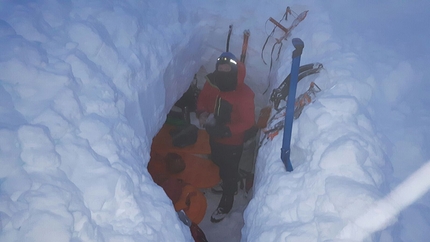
[205,125,231,138]
[196,112,215,128]
[197,111,209,128]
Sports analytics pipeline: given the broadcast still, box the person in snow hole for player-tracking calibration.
[196,52,255,223]
[147,152,208,224]
[148,152,209,241]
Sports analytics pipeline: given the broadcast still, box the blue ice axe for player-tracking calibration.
[281,38,304,172]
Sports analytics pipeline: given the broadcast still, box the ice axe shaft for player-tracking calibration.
[281,38,304,172]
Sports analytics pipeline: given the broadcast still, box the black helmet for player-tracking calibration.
[216,52,238,73]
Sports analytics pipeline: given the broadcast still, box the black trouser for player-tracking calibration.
[210,140,243,196]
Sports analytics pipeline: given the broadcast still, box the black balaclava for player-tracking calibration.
[212,52,238,92]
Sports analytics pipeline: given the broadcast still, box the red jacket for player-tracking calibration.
[196,61,255,145]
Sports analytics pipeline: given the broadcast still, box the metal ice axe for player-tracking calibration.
[281,38,304,172]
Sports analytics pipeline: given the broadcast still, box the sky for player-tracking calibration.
[0,0,429,242]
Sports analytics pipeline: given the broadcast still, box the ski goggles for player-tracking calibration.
[217,57,237,66]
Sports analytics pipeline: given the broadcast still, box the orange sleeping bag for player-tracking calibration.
[147,151,219,225]
[174,184,207,224]
[170,153,220,189]
[149,151,220,189]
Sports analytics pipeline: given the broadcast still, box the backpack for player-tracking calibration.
[174,75,201,113]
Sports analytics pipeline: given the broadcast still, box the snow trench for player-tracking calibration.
[3,1,428,242]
